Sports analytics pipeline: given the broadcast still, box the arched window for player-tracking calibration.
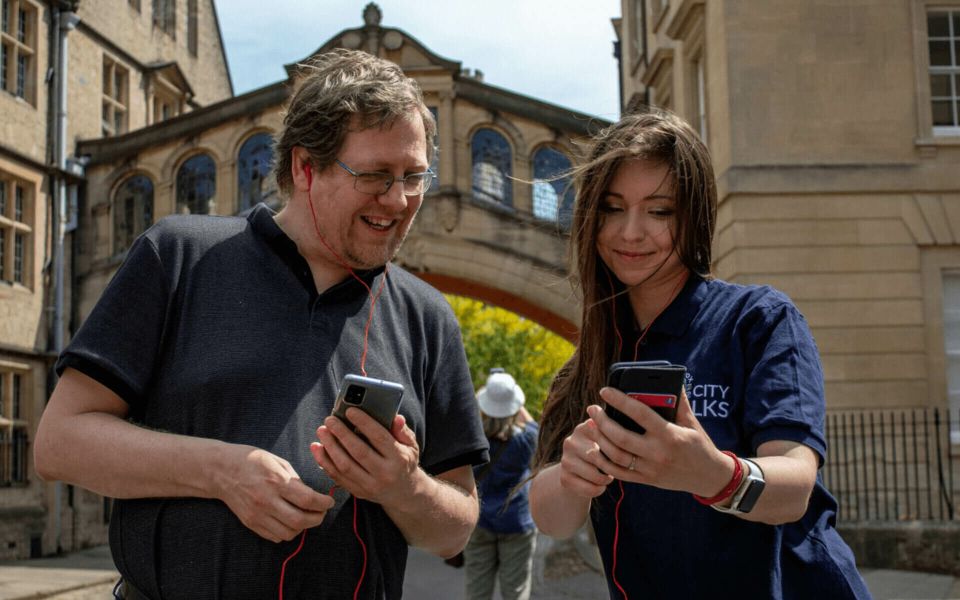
[113,174,153,254]
[237,132,276,213]
[471,128,512,207]
[176,153,216,215]
[532,147,575,228]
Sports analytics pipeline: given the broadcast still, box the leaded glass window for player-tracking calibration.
[176,154,216,215]
[471,128,512,207]
[12,232,22,283]
[113,174,154,254]
[929,10,960,134]
[237,133,275,213]
[532,147,574,228]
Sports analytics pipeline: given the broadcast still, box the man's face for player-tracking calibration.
[306,109,429,271]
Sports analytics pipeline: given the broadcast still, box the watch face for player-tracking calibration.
[736,479,765,513]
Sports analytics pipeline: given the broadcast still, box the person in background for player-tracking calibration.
[528,109,871,599]
[464,369,539,600]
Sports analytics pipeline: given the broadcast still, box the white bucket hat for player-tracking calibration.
[476,372,525,418]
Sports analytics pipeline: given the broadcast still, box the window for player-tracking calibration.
[693,53,708,142]
[153,0,176,36]
[532,147,575,228]
[0,0,35,103]
[0,174,31,287]
[428,107,439,191]
[237,133,275,213]
[113,174,154,254]
[928,10,960,135]
[471,128,513,207]
[102,55,129,136]
[187,0,197,56]
[176,154,216,215]
[0,368,29,486]
[944,271,960,443]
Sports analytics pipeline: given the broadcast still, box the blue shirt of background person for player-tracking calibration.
[527,109,872,599]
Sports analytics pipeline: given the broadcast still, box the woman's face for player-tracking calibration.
[596,159,686,288]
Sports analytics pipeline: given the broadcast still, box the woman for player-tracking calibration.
[464,369,539,600]
[528,110,871,599]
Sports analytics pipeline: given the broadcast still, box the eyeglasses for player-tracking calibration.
[336,160,434,196]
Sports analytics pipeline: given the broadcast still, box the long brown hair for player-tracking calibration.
[533,108,717,469]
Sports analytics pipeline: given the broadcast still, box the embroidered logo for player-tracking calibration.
[685,371,731,418]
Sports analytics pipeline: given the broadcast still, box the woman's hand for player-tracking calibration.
[556,416,616,499]
[588,387,735,498]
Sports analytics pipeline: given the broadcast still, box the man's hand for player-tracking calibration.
[310,408,422,506]
[214,445,335,543]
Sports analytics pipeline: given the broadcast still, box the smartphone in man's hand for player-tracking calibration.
[605,361,686,434]
[331,374,404,436]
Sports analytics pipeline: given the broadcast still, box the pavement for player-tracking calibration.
[1,534,959,600]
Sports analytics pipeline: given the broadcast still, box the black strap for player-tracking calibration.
[476,438,509,484]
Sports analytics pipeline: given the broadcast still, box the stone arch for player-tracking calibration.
[416,272,578,343]
[162,145,223,182]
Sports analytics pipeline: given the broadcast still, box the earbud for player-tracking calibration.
[303,163,312,188]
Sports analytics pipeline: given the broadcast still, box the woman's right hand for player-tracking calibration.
[558,417,616,499]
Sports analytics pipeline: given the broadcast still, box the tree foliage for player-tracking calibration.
[445,295,575,419]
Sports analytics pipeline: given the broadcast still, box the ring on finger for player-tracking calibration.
[628,454,637,471]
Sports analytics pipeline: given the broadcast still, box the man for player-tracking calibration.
[34,49,488,599]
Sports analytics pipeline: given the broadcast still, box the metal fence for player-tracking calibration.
[823,408,957,522]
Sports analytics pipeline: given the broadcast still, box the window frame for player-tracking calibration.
[152,0,176,37]
[176,153,217,215]
[101,54,129,137]
[470,127,514,209]
[236,132,276,213]
[0,173,32,289]
[0,0,36,104]
[913,1,960,144]
[531,145,575,228]
[112,173,154,256]
[0,364,30,487]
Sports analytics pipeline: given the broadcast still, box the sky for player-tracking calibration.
[214,0,623,121]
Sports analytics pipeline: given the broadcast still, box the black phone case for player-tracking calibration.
[605,362,686,433]
[332,374,404,431]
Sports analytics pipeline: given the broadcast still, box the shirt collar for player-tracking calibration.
[246,202,386,299]
[646,274,709,339]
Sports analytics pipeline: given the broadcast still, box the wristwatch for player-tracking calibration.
[712,458,765,515]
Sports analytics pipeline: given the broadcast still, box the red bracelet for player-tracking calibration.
[692,451,743,506]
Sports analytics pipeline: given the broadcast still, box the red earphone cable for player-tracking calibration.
[278,488,366,600]
[277,164,391,598]
[607,273,686,600]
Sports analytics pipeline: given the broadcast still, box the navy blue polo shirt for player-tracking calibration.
[56,204,488,600]
[591,275,871,599]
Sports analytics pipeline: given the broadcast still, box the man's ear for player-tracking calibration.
[291,147,313,191]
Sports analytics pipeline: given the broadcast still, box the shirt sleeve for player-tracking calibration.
[419,325,489,476]
[741,299,827,463]
[55,234,170,408]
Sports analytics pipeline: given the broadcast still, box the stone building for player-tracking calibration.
[613,0,960,425]
[0,0,231,558]
[2,1,601,558]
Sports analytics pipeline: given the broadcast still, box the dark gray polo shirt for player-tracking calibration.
[57,203,488,599]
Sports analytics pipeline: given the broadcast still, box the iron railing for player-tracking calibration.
[823,408,957,522]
